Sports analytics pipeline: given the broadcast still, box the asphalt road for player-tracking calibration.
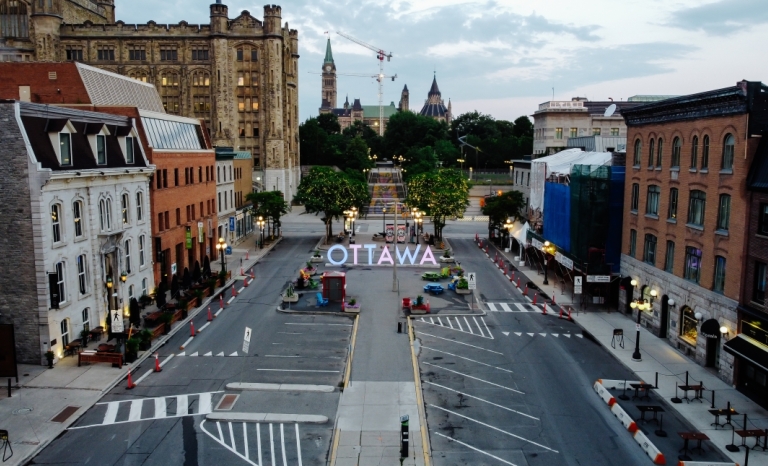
[414,238,729,466]
[31,236,353,466]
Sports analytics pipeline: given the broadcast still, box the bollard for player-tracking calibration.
[6,378,10,398]
[207,307,213,322]
[542,302,547,315]
[246,251,249,260]
[220,295,225,308]
[517,277,521,288]
[523,283,527,295]
[552,294,556,305]
[397,322,403,334]
[232,285,237,298]
[400,415,410,458]
[190,321,196,336]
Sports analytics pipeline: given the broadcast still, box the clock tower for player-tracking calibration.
[321,38,337,110]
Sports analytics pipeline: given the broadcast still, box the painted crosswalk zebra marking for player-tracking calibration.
[177,351,239,357]
[200,420,304,466]
[505,332,583,338]
[416,316,493,339]
[70,391,223,429]
[486,302,539,313]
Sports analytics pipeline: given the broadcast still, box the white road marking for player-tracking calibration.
[278,332,303,335]
[257,423,262,465]
[425,382,538,420]
[502,332,510,336]
[198,322,211,332]
[128,400,142,422]
[429,405,558,453]
[527,333,534,337]
[487,303,500,312]
[515,303,529,312]
[177,352,186,356]
[463,317,474,334]
[501,303,515,312]
[160,354,175,367]
[430,317,435,324]
[295,423,303,466]
[229,351,239,356]
[155,398,166,419]
[199,393,212,414]
[285,323,352,327]
[265,355,301,358]
[472,317,484,337]
[564,334,571,338]
[203,351,212,357]
[215,308,224,317]
[437,317,444,326]
[417,317,493,339]
[482,318,493,337]
[243,422,249,460]
[576,334,584,338]
[447,318,454,329]
[421,346,513,373]
[102,402,119,425]
[539,333,546,337]
[176,395,189,416]
[190,351,198,357]
[423,362,524,394]
[280,423,288,466]
[270,423,276,466]
[257,369,339,373]
[455,318,464,332]
[552,334,559,337]
[134,368,154,386]
[238,287,245,293]
[435,432,518,466]
[180,336,194,349]
[417,332,503,354]
[216,352,225,357]
[217,421,225,444]
[227,297,235,304]
[229,421,237,450]
[199,420,258,466]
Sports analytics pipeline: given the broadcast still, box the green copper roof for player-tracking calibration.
[324,38,334,64]
[234,151,252,160]
[362,103,398,119]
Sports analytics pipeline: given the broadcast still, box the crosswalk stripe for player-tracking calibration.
[155,398,166,419]
[229,351,238,356]
[176,395,188,416]
[216,352,225,357]
[515,303,530,312]
[190,351,198,357]
[500,303,513,312]
[464,317,474,334]
[177,351,185,356]
[128,400,142,422]
[103,401,119,425]
[199,393,212,415]
[487,302,500,312]
[417,316,493,339]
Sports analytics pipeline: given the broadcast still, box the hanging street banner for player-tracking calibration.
[198,221,204,243]
[185,227,192,249]
[555,252,573,270]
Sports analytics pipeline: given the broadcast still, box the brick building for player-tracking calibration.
[619,81,768,385]
[233,150,254,244]
[0,0,300,200]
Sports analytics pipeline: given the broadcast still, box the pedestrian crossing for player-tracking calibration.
[416,316,494,339]
[177,351,240,357]
[201,420,304,466]
[501,331,583,338]
[487,302,542,313]
[69,391,222,429]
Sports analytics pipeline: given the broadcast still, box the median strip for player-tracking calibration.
[205,412,328,424]
[226,383,335,393]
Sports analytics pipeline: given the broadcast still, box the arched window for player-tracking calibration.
[141,278,148,297]
[701,135,710,169]
[690,136,699,168]
[136,192,143,221]
[633,139,642,166]
[687,190,706,226]
[648,139,655,168]
[55,261,67,305]
[722,134,735,170]
[0,0,29,39]
[99,198,113,231]
[717,194,731,231]
[656,138,663,168]
[671,137,681,168]
[51,203,62,243]
[73,200,84,238]
[121,193,130,225]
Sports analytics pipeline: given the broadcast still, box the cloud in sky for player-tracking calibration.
[115,0,768,122]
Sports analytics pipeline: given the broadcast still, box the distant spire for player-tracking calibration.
[323,38,334,64]
[403,84,408,92]
[428,75,441,97]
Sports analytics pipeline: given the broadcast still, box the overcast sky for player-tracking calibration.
[119,0,768,124]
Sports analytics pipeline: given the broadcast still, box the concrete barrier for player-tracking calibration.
[633,429,666,465]
[593,381,616,407]
[675,463,739,466]
[597,379,643,390]
[610,403,638,433]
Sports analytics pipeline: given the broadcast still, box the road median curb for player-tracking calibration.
[226,382,335,393]
[205,412,328,423]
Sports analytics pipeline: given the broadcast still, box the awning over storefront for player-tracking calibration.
[700,319,721,339]
[724,335,768,373]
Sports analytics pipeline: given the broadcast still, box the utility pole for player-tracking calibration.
[393,201,398,292]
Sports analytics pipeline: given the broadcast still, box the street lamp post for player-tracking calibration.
[216,237,228,273]
[457,158,465,172]
[629,279,656,362]
[257,216,265,249]
[351,207,357,237]
[382,207,387,238]
[542,241,553,285]
[504,218,514,251]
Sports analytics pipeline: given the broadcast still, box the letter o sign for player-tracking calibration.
[327,245,348,266]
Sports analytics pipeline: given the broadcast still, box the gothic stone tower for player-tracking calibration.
[320,38,336,110]
[30,0,63,62]
[399,84,409,112]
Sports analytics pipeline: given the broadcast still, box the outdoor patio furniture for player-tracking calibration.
[423,283,444,295]
[421,272,441,281]
[316,292,328,307]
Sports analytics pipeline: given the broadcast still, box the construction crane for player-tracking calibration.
[336,31,395,136]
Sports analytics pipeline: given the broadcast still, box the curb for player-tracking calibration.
[205,412,329,424]
[226,383,335,393]
[408,317,432,466]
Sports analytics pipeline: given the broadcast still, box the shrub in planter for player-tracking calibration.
[457,278,469,289]
[443,249,451,258]
[349,298,357,306]
[126,337,140,363]
[139,329,153,351]
[415,295,425,307]
[160,313,173,335]
[80,329,90,348]
[45,350,55,368]
[193,289,204,303]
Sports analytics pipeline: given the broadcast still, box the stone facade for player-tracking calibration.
[0,0,300,200]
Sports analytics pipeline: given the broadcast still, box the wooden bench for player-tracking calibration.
[78,351,122,367]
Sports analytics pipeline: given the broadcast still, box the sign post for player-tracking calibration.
[111,310,124,333]
[242,327,252,354]
[574,276,583,295]
[467,272,477,310]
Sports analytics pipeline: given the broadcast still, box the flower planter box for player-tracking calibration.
[456,288,471,295]
[310,256,323,263]
[440,257,455,263]
[303,268,318,276]
[411,306,429,315]
[283,295,299,303]
[344,304,361,314]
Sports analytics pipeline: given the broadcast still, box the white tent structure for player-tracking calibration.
[529,149,613,213]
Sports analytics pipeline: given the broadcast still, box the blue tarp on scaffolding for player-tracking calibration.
[605,166,625,273]
[543,181,571,252]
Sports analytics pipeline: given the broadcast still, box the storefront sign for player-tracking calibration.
[198,222,204,243]
[531,238,543,250]
[185,227,192,249]
[587,275,611,283]
[555,252,573,270]
[327,244,437,266]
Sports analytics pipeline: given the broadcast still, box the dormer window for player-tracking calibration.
[97,135,106,165]
[48,120,77,166]
[125,136,135,164]
[86,124,111,165]
[60,133,72,166]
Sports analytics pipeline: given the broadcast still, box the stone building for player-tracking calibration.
[619,81,768,385]
[215,147,236,244]
[0,100,155,364]
[418,75,451,125]
[0,0,300,200]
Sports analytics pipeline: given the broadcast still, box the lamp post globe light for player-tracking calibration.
[257,216,265,249]
[542,241,551,285]
[351,207,357,237]
[504,218,514,251]
[629,287,656,362]
[216,237,228,273]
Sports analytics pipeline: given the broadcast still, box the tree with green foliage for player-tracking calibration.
[317,113,341,134]
[405,169,470,240]
[450,111,534,168]
[382,111,450,159]
[246,190,289,238]
[294,167,371,240]
[344,136,373,171]
[481,191,526,241]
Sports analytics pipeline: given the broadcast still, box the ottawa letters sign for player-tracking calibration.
[326,244,438,266]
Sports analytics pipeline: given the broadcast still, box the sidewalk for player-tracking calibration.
[476,236,768,464]
[0,233,279,466]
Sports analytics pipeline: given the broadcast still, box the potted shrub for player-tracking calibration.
[45,350,55,368]
[456,277,471,295]
[218,270,227,286]
[178,299,189,319]
[311,250,323,263]
[160,313,173,335]
[126,337,140,363]
[283,284,299,303]
[139,329,153,351]
[193,289,204,304]
[207,278,217,293]
[412,295,429,314]
[139,294,152,309]
[440,249,455,263]
[304,261,317,276]
[344,297,361,313]
[80,329,90,349]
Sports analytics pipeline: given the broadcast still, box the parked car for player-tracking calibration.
[423,283,444,295]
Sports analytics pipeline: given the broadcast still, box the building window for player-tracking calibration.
[60,133,72,166]
[713,256,726,294]
[100,198,113,231]
[683,246,702,283]
[646,185,660,216]
[569,127,577,138]
[65,45,83,61]
[82,308,90,332]
[629,229,637,257]
[237,48,244,61]
[238,72,245,86]
[656,138,663,168]
[701,135,709,169]
[56,261,66,304]
[194,95,211,113]
[162,96,179,114]
[0,0,29,38]
[139,235,145,267]
[251,72,258,86]
[717,194,731,231]
[141,278,148,298]
[680,306,697,344]
[687,190,706,227]
[125,136,135,164]
[648,139,655,167]
[160,47,178,61]
[96,134,106,165]
[630,183,639,212]
[136,192,143,221]
[77,254,87,295]
[193,72,211,87]
[73,200,83,238]
[754,262,767,304]
[593,128,601,136]
[668,188,678,220]
[690,136,698,168]
[611,128,619,136]
[124,239,132,274]
[251,49,258,61]
[238,97,245,112]
[121,193,130,225]
[60,319,69,347]
[97,45,115,61]
[664,241,675,273]
[51,204,62,243]
[128,284,134,301]
[555,128,562,139]
[161,73,179,87]
[758,203,768,236]
[252,100,259,111]
[722,134,735,171]
[643,234,657,266]
[191,47,209,60]
[128,46,146,61]
[633,139,641,166]
[671,137,681,168]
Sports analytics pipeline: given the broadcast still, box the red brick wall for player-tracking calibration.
[0,63,91,104]
[742,191,768,317]
[622,114,753,300]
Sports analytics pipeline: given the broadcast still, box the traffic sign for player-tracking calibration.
[242,327,252,353]
[574,276,583,295]
[467,272,477,290]
[111,310,124,333]
[587,275,611,283]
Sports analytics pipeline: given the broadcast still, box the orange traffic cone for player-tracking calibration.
[250,270,255,280]
[533,293,538,305]
[246,251,249,260]
[509,272,514,282]
[243,275,249,287]
[207,306,213,322]
[559,309,564,319]
[240,267,244,276]
[232,285,237,297]
[190,321,196,337]
[126,369,136,389]
[154,353,162,372]
[568,307,574,321]
[542,302,547,315]
[220,295,225,308]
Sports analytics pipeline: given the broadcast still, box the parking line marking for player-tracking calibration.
[265,355,300,358]
[295,424,303,466]
[280,423,288,466]
[424,382,537,420]
[238,287,245,293]
[256,423,262,466]
[464,317,474,334]
[229,421,237,450]
[421,346,513,373]
[447,318,454,329]
[257,369,340,373]
[437,317,444,326]
[269,423,276,466]
[435,432,518,466]
[216,421,224,443]
[482,318,493,337]
[417,332,503,354]
[243,422,249,460]
[429,405,558,453]
[423,362,524,394]
[455,317,464,332]
[472,317,484,337]
[278,332,303,335]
